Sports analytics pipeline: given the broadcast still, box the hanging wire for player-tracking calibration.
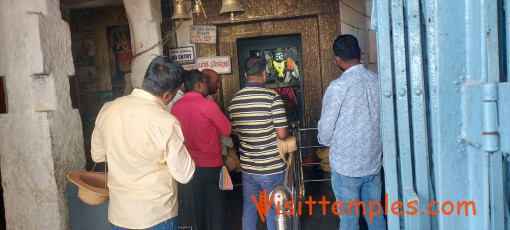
[340,19,366,31]
[132,6,193,59]
[196,0,207,18]
[339,0,371,19]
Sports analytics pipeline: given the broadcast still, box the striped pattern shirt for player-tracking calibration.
[228,82,288,175]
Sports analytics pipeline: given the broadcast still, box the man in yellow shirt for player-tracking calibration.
[91,56,196,230]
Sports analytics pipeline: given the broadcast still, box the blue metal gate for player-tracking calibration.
[372,0,510,229]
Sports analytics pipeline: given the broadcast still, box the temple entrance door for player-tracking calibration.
[237,34,304,124]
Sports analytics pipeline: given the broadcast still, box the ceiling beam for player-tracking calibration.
[63,0,123,10]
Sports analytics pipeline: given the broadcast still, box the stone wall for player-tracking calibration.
[0,0,85,228]
[69,1,172,169]
[339,0,378,73]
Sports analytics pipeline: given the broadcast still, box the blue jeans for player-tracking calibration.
[331,170,386,230]
[242,172,285,230]
[111,216,177,230]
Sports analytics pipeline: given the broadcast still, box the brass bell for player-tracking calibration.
[171,0,192,21]
[192,0,204,15]
[219,0,245,15]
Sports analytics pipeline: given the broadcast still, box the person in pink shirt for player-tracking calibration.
[171,69,231,230]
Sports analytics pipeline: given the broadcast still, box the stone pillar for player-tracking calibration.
[123,0,163,88]
[0,0,85,229]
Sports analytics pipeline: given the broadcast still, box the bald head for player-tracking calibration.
[202,69,220,95]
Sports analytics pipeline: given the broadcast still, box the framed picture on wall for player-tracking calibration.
[107,26,133,75]
[107,26,132,98]
[72,39,95,67]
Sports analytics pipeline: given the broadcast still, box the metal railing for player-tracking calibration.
[274,122,330,230]
[292,123,330,196]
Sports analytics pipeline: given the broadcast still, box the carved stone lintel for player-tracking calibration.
[275,0,299,16]
[197,0,338,25]
[195,0,339,126]
[261,21,273,35]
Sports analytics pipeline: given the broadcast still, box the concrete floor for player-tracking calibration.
[225,166,375,230]
[66,165,379,229]
[66,161,378,230]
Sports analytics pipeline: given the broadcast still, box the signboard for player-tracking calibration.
[182,63,197,71]
[196,56,231,74]
[190,25,217,44]
[169,46,195,64]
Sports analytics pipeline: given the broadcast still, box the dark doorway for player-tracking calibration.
[0,76,6,113]
[237,34,304,124]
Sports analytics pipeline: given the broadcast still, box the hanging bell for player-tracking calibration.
[219,0,245,15]
[192,0,204,15]
[171,0,192,21]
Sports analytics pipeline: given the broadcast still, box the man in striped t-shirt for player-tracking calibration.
[228,57,288,230]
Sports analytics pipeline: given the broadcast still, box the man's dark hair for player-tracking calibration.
[184,69,205,92]
[142,56,184,96]
[333,34,360,61]
[245,57,266,76]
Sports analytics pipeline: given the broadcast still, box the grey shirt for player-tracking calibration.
[317,64,382,177]
[167,90,184,111]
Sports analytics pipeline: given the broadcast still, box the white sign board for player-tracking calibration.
[190,25,217,44]
[169,46,195,64]
[182,63,197,71]
[196,56,231,74]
